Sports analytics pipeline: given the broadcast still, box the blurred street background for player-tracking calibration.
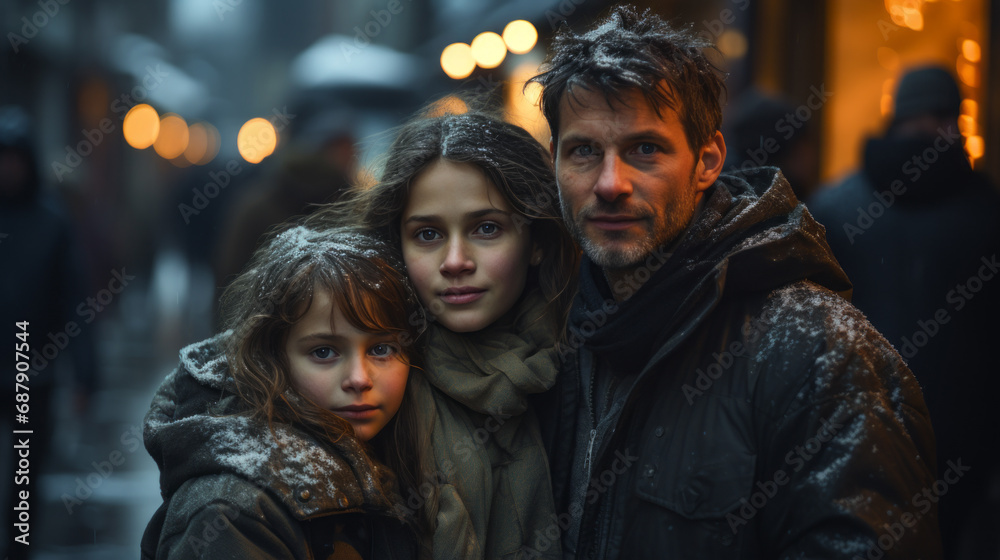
[1,0,997,558]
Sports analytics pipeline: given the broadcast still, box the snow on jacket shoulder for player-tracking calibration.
[140,334,417,560]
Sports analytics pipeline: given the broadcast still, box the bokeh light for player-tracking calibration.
[471,32,507,69]
[961,39,981,62]
[238,118,277,164]
[184,122,220,165]
[441,42,476,79]
[153,114,190,160]
[503,20,538,55]
[966,135,984,160]
[717,29,748,59]
[122,104,160,149]
[427,96,469,117]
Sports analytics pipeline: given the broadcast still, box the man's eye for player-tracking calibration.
[370,343,398,358]
[417,229,440,242]
[572,145,594,157]
[637,143,657,155]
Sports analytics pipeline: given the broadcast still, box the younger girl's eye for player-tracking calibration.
[369,343,399,358]
[311,347,337,360]
[417,229,440,242]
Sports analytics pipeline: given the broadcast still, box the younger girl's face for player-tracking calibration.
[285,288,409,441]
[401,159,539,333]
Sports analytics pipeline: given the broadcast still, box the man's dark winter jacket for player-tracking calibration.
[141,334,417,560]
[541,168,941,559]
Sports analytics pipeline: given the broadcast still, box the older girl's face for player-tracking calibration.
[400,159,541,333]
[285,288,409,441]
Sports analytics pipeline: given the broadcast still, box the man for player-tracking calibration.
[529,7,941,559]
[809,66,1000,558]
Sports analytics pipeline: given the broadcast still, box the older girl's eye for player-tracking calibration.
[311,347,337,360]
[416,229,440,242]
[369,343,398,358]
[476,222,500,237]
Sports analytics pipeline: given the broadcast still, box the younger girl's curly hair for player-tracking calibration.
[219,224,431,531]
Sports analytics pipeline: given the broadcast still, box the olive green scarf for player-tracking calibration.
[413,291,562,560]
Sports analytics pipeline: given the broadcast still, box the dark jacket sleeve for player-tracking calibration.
[148,474,306,560]
[752,287,941,559]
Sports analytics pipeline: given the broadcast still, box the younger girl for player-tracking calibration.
[141,225,431,559]
[317,109,578,559]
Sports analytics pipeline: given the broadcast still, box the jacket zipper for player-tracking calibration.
[584,352,598,479]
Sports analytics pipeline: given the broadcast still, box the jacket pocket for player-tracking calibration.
[623,454,758,557]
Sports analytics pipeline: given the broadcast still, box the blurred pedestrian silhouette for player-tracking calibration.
[213,111,358,310]
[808,66,1000,560]
[723,88,819,200]
[0,106,97,559]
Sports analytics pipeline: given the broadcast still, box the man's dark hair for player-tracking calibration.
[530,5,726,152]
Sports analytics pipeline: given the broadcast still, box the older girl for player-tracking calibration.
[315,108,578,559]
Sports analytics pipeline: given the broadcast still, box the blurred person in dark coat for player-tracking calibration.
[808,65,1000,559]
[723,88,820,201]
[0,106,97,559]
[213,111,358,300]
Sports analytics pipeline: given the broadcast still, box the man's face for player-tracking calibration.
[552,86,723,271]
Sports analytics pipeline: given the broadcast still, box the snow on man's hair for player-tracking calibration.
[530,4,726,152]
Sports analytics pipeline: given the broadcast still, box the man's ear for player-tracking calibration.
[694,131,726,194]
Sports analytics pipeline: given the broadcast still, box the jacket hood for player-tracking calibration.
[143,333,401,520]
[572,167,851,372]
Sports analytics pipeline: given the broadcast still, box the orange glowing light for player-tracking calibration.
[503,20,538,55]
[153,114,190,160]
[238,118,277,164]
[961,39,981,62]
[427,96,469,117]
[960,99,978,118]
[184,122,220,165]
[966,135,984,160]
[441,43,476,79]
[122,104,160,149]
[471,32,506,69]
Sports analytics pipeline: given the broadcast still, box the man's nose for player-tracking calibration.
[593,155,632,202]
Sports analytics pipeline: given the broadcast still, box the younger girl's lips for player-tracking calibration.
[440,288,485,305]
[333,405,379,420]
